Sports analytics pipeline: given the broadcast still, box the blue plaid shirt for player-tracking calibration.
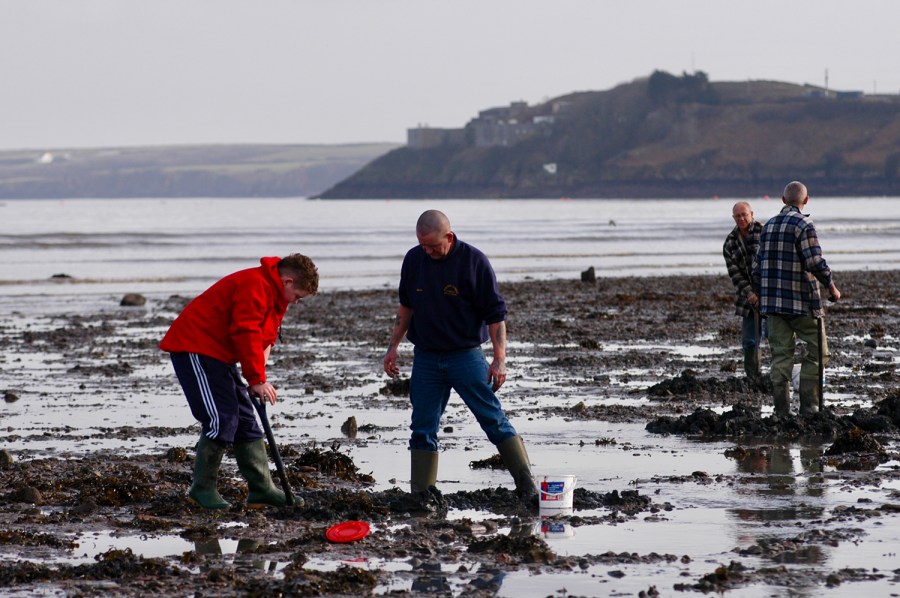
[752,205,834,318]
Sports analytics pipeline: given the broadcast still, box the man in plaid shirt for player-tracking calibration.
[752,181,841,416]
[723,201,764,386]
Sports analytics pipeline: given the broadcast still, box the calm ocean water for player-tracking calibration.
[1,196,898,314]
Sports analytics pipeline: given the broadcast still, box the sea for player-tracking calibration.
[1,196,898,314]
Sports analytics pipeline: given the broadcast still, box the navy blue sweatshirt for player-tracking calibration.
[399,237,507,352]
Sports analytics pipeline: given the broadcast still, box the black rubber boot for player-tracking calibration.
[189,435,231,510]
[234,439,287,507]
[743,349,762,388]
[497,435,539,503]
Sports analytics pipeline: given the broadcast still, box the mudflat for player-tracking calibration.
[1,270,898,596]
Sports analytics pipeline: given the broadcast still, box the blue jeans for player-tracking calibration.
[409,347,518,452]
[741,313,764,353]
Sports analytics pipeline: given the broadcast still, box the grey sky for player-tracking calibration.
[2,0,898,150]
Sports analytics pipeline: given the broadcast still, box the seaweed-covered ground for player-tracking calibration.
[1,270,899,596]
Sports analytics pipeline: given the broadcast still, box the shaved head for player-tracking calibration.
[783,181,808,207]
[416,210,450,236]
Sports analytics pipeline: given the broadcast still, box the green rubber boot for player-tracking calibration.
[799,378,821,415]
[773,381,792,417]
[234,439,287,507]
[410,449,439,493]
[189,435,231,510]
[497,435,539,501]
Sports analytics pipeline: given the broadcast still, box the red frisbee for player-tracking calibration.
[325,520,370,543]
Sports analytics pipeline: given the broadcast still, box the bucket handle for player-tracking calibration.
[540,478,577,496]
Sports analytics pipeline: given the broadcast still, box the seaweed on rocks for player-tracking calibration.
[647,401,900,439]
[647,369,765,399]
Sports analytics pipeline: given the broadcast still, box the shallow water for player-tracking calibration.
[2,199,900,596]
[1,197,899,314]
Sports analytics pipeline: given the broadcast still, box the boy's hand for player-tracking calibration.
[250,382,277,405]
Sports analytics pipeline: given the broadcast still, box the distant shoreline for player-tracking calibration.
[0,143,400,200]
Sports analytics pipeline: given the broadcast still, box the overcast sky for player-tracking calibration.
[3,0,899,151]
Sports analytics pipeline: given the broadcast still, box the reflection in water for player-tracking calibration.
[411,569,506,595]
[535,519,576,541]
[193,538,223,556]
[411,575,451,594]
[193,537,278,573]
[771,543,825,565]
[730,445,827,523]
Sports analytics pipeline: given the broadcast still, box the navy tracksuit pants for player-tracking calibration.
[170,352,263,444]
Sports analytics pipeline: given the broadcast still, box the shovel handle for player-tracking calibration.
[816,317,825,411]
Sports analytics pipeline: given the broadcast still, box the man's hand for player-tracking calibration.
[383,347,400,378]
[747,292,759,307]
[829,284,841,302]
[488,358,507,391]
[249,382,277,405]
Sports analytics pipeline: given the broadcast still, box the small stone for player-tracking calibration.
[581,266,596,283]
[3,391,19,403]
[166,446,189,462]
[14,485,42,505]
[341,416,358,437]
[71,499,98,515]
[120,293,147,306]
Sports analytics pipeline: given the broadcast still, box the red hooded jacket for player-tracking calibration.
[160,257,287,386]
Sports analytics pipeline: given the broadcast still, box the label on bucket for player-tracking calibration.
[540,480,566,501]
[542,522,566,533]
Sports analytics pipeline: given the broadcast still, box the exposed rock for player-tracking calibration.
[120,293,147,307]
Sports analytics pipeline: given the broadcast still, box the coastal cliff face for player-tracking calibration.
[319,73,900,199]
[6,73,900,200]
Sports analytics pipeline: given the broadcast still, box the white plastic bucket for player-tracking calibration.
[538,474,576,511]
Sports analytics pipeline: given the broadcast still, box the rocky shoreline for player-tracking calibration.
[1,270,898,596]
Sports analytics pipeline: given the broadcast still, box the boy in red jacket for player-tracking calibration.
[161,254,318,509]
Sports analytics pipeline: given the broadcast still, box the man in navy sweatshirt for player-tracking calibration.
[383,210,538,504]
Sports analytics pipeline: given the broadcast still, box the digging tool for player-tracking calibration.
[251,394,296,507]
[753,307,761,383]
[816,317,825,412]
[817,288,838,412]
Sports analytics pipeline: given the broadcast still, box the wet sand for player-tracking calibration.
[1,270,899,596]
